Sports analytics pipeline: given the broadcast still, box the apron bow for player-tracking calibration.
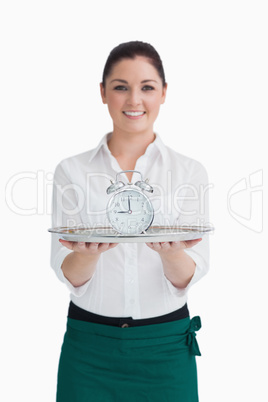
[187,316,202,356]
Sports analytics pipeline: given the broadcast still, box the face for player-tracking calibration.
[100,56,167,137]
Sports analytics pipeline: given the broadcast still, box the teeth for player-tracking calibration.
[124,111,144,116]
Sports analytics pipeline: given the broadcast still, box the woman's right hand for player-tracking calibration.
[59,239,118,287]
[59,239,118,255]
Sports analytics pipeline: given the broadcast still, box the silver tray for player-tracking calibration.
[48,225,213,243]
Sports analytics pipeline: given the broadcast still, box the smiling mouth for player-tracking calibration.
[123,111,146,117]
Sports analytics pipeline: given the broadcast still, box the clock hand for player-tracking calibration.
[117,210,132,214]
[128,196,131,211]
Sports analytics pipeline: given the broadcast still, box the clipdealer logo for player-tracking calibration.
[5,169,264,234]
[5,170,54,215]
[4,170,212,223]
[227,170,263,233]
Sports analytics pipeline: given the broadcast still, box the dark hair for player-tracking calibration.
[102,41,166,87]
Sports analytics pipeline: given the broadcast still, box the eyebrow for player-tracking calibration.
[109,79,158,84]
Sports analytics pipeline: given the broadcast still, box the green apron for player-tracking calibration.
[57,316,202,401]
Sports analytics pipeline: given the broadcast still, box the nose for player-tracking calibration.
[126,89,141,107]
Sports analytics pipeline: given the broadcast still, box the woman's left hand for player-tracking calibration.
[146,239,202,289]
[146,238,202,255]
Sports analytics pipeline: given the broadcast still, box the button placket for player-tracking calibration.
[124,243,139,317]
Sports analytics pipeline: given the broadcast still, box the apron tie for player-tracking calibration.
[187,316,202,356]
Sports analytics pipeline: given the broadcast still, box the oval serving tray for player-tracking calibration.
[48,225,213,243]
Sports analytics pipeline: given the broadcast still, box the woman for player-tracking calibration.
[51,41,210,401]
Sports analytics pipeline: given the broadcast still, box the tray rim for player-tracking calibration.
[48,225,214,243]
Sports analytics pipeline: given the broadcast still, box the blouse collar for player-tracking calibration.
[88,132,168,164]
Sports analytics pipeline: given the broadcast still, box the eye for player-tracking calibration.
[114,85,128,91]
[142,85,155,91]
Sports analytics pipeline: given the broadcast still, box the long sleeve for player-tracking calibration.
[164,160,211,294]
[181,162,210,283]
[50,160,91,297]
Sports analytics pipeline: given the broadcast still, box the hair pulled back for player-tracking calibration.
[102,41,166,87]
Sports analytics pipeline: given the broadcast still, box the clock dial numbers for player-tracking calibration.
[107,189,154,234]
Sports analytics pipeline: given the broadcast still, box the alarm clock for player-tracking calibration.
[106,170,154,235]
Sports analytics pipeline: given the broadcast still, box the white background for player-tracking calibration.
[1,1,267,401]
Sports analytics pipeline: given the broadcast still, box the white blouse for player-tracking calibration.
[50,133,210,319]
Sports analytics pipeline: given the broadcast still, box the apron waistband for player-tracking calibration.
[68,301,189,328]
[66,315,202,356]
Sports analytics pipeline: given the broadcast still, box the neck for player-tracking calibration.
[108,129,155,159]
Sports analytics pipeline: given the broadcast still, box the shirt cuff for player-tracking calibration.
[61,273,91,297]
[163,274,188,297]
[163,251,208,296]
[184,248,209,287]
[52,246,92,297]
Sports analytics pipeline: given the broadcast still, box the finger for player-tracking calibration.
[97,243,111,252]
[72,242,88,252]
[87,242,99,251]
[160,242,170,250]
[170,241,181,249]
[145,242,154,249]
[151,242,162,251]
[145,243,154,248]
[108,242,118,249]
[183,238,202,249]
[95,242,118,252]
[59,239,75,250]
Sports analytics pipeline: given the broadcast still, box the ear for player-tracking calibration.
[100,82,107,104]
[161,83,168,104]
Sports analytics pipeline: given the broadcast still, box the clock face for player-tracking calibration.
[107,188,154,234]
